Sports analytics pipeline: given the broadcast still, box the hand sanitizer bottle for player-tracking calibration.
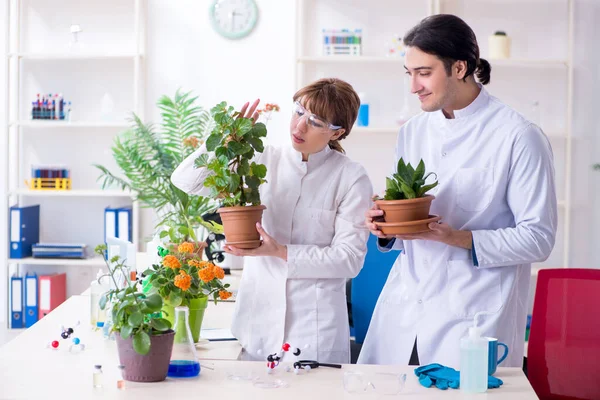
[460,327,488,393]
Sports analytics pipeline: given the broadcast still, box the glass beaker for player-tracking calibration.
[168,306,200,378]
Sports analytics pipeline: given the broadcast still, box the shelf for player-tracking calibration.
[10,121,129,128]
[8,53,141,60]
[298,56,568,68]
[489,59,568,68]
[10,189,133,198]
[8,256,106,266]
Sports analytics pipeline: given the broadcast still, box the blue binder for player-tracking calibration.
[117,207,132,241]
[10,276,23,328]
[104,207,119,242]
[9,205,40,259]
[24,273,39,327]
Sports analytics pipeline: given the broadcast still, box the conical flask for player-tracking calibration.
[168,306,200,378]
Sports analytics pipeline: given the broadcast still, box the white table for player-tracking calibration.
[0,294,538,399]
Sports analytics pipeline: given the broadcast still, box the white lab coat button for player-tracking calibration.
[418,299,423,304]
[442,152,447,157]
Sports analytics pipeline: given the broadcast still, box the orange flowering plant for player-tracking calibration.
[143,241,232,306]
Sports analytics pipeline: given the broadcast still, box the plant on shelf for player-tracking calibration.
[94,244,174,382]
[373,158,440,235]
[193,101,270,249]
[94,90,220,244]
[143,241,232,343]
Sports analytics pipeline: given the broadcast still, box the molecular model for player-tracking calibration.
[47,321,85,353]
[264,343,310,375]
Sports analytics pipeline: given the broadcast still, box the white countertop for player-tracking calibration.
[0,280,538,399]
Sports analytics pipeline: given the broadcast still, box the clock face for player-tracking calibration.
[210,0,259,40]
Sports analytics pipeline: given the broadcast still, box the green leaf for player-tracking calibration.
[247,136,264,153]
[251,163,267,179]
[227,141,252,156]
[399,181,416,199]
[166,292,183,307]
[233,118,253,136]
[178,225,189,235]
[237,158,250,176]
[417,181,439,197]
[206,133,222,151]
[159,230,169,239]
[245,175,261,190]
[128,311,144,327]
[150,318,171,331]
[120,324,133,339]
[228,173,241,194]
[251,122,267,138]
[142,268,154,276]
[133,331,151,355]
[215,146,229,160]
[414,159,425,182]
[144,293,163,311]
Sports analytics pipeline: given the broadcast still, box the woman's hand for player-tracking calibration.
[238,99,261,123]
[223,222,288,261]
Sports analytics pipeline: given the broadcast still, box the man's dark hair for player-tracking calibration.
[404,14,491,85]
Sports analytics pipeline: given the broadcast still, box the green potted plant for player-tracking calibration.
[143,241,232,343]
[94,244,174,382]
[94,90,220,244]
[373,158,440,235]
[194,101,269,249]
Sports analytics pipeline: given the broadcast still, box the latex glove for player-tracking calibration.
[415,364,460,390]
[415,363,504,390]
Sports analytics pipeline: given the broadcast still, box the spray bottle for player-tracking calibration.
[460,312,489,393]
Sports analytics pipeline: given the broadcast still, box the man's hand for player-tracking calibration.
[395,222,473,249]
[223,222,288,261]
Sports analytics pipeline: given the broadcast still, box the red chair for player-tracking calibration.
[528,268,600,400]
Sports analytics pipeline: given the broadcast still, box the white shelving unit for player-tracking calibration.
[3,0,146,326]
[295,0,574,272]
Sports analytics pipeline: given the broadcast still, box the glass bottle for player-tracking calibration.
[168,306,200,378]
[93,365,103,389]
[116,365,126,390]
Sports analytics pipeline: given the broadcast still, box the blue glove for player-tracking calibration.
[414,363,504,390]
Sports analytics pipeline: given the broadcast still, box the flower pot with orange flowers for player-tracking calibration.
[373,158,440,235]
[143,242,232,344]
[194,102,271,250]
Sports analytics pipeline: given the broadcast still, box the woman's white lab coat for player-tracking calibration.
[171,143,372,363]
[358,86,557,368]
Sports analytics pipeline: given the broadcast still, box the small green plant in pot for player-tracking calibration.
[95,244,174,382]
[194,101,268,249]
[373,158,440,235]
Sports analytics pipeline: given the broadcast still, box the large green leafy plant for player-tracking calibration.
[95,244,171,355]
[95,90,220,242]
[380,158,438,200]
[194,102,268,207]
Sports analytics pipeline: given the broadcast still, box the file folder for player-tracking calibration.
[9,205,40,258]
[38,273,67,320]
[117,207,132,241]
[24,273,39,327]
[10,276,23,329]
[104,207,119,242]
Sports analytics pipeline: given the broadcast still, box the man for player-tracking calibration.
[358,14,557,368]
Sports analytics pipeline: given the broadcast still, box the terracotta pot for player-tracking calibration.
[217,205,266,249]
[375,195,434,223]
[116,330,175,382]
[375,215,441,235]
[162,296,208,343]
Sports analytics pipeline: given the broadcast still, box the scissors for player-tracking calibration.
[293,360,342,369]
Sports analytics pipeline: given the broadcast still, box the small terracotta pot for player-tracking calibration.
[116,330,175,382]
[375,195,434,223]
[217,205,266,249]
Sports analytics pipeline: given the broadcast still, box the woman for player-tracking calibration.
[171,78,372,363]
